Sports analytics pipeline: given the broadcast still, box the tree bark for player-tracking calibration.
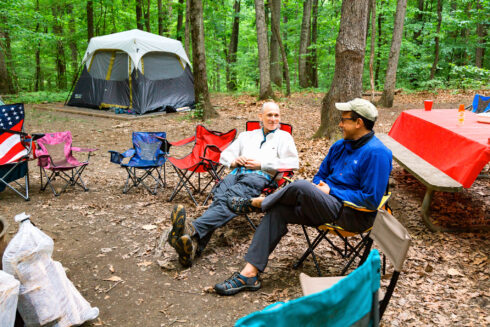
[226,0,240,91]
[0,36,12,94]
[298,0,312,88]
[269,0,282,87]
[158,0,164,35]
[185,0,191,56]
[144,0,151,32]
[52,4,67,90]
[314,0,369,139]
[306,0,319,88]
[429,0,442,80]
[374,0,383,88]
[136,0,144,30]
[87,0,94,41]
[176,0,185,40]
[254,0,274,99]
[368,0,376,102]
[271,18,290,96]
[67,3,78,79]
[189,0,217,119]
[475,0,485,68]
[380,0,407,107]
[34,0,42,92]
[413,0,424,43]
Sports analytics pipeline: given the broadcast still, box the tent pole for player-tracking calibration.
[64,63,84,106]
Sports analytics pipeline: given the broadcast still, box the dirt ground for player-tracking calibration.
[1,91,488,326]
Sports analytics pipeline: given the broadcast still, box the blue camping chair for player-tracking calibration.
[109,132,168,194]
[236,210,411,327]
[0,103,42,200]
[466,94,490,113]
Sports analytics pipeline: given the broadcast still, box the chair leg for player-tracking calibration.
[169,164,199,205]
[293,226,326,276]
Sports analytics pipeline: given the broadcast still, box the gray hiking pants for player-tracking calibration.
[244,179,375,272]
[192,173,270,250]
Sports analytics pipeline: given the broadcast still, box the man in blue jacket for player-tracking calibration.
[214,98,392,296]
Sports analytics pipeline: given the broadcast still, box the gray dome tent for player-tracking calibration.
[67,29,195,114]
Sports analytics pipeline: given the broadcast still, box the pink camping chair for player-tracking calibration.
[35,131,97,196]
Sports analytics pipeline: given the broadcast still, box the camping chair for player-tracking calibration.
[293,190,392,276]
[109,132,167,194]
[35,131,97,196]
[236,210,411,327]
[241,121,295,230]
[465,94,490,113]
[165,125,237,205]
[236,249,382,327]
[0,103,40,200]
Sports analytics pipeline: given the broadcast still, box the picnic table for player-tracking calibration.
[379,109,490,232]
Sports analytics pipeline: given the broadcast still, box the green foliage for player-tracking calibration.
[0,0,488,100]
[2,91,69,104]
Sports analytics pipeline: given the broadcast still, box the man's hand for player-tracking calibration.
[244,159,261,170]
[231,156,249,168]
[315,180,330,195]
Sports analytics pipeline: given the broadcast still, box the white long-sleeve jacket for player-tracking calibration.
[219,128,299,175]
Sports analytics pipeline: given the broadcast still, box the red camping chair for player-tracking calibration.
[35,131,98,196]
[240,121,296,229]
[164,125,237,205]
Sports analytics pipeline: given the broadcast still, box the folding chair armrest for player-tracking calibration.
[202,144,221,157]
[37,154,51,167]
[168,135,196,147]
[465,104,473,111]
[0,128,28,136]
[108,150,125,164]
[31,133,45,141]
[72,147,98,153]
[342,201,376,213]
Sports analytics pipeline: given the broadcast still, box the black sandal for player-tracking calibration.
[214,272,261,296]
[227,197,261,214]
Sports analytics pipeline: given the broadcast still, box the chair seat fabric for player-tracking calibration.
[235,250,381,327]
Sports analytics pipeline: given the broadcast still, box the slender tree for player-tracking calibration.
[226,0,240,91]
[176,0,185,40]
[429,0,442,80]
[0,39,12,93]
[144,0,151,32]
[52,3,67,90]
[185,0,191,55]
[136,0,144,30]
[368,0,376,101]
[315,0,369,139]
[87,0,94,41]
[270,0,282,87]
[306,0,319,88]
[67,3,78,78]
[298,0,312,88]
[271,18,290,96]
[189,0,217,119]
[475,0,485,68]
[380,0,407,107]
[254,0,274,99]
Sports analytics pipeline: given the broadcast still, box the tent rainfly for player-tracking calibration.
[67,29,195,114]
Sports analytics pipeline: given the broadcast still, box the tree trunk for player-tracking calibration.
[67,3,78,79]
[271,18,291,96]
[226,0,240,91]
[87,0,94,41]
[144,0,151,32]
[374,0,383,88]
[176,0,185,40]
[413,0,424,43]
[298,0,312,88]
[269,0,282,87]
[306,0,319,88]
[158,0,164,35]
[314,0,369,139]
[52,4,67,90]
[185,0,191,56]
[475,0,485,68]
[0,36,12,94]
[254,0,274,99]
[429,0,442,80]
[369,0,376,102]
[380,0,407,108]
[136,0,144,30]
[34,0,42,92]
[189,0,217,119]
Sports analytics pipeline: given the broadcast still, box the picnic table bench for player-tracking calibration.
[378,134,464,232]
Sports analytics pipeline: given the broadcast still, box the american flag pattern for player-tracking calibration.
[0,104,27,165]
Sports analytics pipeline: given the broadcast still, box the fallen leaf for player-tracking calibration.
[142,224,157,230]
[104,275,123,282]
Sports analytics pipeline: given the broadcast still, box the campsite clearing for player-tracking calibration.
[0,91,488,326]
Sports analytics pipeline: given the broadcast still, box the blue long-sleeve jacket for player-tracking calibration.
[312,135,392,210]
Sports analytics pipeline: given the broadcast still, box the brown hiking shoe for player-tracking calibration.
[174,234,197,267]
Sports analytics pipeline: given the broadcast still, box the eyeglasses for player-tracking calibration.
[339,117,356,123]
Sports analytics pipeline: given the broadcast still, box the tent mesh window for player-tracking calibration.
[88,50,129,81]
[138,52,185,80]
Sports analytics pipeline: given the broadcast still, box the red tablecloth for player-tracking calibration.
[388,109,490,188]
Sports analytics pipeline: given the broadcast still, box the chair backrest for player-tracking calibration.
[245,121,293,135]
[192,125,237,163]
[235,250,381,327]
[471,94,490,113]
[128,132,167,166]
[0,104,28,165]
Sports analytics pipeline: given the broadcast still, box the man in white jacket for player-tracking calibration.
[168,102,299,267]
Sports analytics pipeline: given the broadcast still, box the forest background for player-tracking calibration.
[0,0,488,105]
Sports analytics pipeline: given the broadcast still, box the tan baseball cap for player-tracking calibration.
[335,98,378,121]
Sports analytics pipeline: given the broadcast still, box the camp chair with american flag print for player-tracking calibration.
[0,103,38,200]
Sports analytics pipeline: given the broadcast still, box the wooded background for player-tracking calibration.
[0,0,488,98]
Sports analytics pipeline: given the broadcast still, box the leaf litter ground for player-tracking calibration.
[0,90,488,326]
